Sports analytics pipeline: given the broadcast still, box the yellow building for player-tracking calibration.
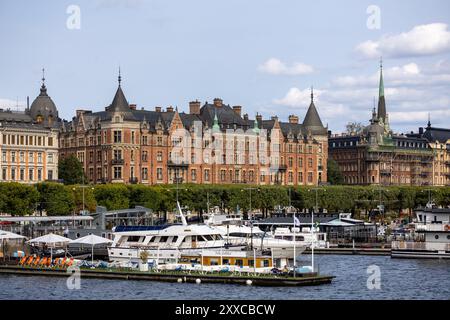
[0,75,60,183]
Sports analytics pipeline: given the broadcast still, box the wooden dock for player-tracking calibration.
[0,265,334,287]
[304,247,391,256]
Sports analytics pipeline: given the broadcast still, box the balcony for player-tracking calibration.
[167,160,189,168]
[129,177,138,184]
[111,159,124,165]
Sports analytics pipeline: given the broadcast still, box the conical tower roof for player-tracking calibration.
[108,69,130,112]
[302,87,326,134]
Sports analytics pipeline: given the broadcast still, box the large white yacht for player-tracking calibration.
[108,202,231,263]
[391,202,450,259]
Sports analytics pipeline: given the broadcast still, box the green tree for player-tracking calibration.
[327,159,344,185]
[58,154,86,185]
[94,184,130,210]
[70,185,97,214]
[0,183,39,216]
[36,182,75,216]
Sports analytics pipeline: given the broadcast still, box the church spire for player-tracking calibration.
[377,58,386,123]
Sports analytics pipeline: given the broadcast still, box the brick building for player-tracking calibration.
[59,75,328,186]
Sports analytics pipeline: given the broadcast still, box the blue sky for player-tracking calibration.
[0,0,449,133]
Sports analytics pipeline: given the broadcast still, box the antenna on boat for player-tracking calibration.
[177,201,188,226]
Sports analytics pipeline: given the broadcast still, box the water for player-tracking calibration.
[0,255,449,300]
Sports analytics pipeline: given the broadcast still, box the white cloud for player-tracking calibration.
[258,58,314,75]
[355,23,450,58]
[274,87,318,107]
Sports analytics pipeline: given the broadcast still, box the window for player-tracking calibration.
[142,151,148,161]
[157,152,163,162]
[11,168,15,180]
[28,152,33,163]
[308,158,313,168]
[204,169,210,182]
[157,136,163,146]
[299,172,303,183]
[308,172,313,183]
[130,150,134,161]
[48,137,53,146]
[48,153,54,164]
[142,168,148,180]
[142,135,148,145]
[37,169,42,181]
[113,149,122,160]
[11,152,16,162]
[48,170,53,181]
[113,131,122,143]
[220,170,226,181]
[131,131,135,144]
[191,169,196,181]
[114,167,122,179]
[157,168,163,180]
[97,151,102,163]
[2,168,7,180]
[2,152,6,162]
[20,169,24,181]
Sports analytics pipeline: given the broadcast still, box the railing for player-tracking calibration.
[392,241,450,251]
[111,159,124,165]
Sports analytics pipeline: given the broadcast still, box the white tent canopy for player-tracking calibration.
[28,233,71,246]
[0,231,26,240]
[70,234,112,265]
[70,234,112,246]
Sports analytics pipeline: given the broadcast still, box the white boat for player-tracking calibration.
[391,202,450,259]
[272,227,329,249]
[108,202,236,263]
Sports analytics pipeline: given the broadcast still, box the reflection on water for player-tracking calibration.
[0,255,449,300]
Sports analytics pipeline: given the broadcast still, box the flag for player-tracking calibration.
[293,214,300,227]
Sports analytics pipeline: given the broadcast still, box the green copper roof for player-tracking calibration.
[379,67,384,97]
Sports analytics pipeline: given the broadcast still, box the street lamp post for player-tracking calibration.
[241,187,259,250]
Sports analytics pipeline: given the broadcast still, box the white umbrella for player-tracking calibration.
[0,231,26,261]
[70,234,112,265]
[27,233,71,261]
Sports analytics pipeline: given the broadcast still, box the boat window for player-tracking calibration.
[223,259,229,265]
[203,235,214,241]
[127,236,141,242]
[159,236,168,243]
[214,234,223,240]
[229,232,247,237]
[210,258,219,266]
[171,236,178,243]
[435,235,439,240]
[263,260,269,267]
[182,236,189,242]
[248,259,254,267]
[295,236,305,241]
[284,236,293,241]
[197,236,206,241]
[274,236,283,240]
[149,237,155,243]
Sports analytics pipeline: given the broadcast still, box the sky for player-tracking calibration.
[0,0,449,133]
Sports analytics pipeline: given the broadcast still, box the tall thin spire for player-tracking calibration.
[377,58,386,122]
[311,85,314,102]
[118,67,122,86]
[427,113,431,128]
[39,67,47,96]
[41,68,45,86]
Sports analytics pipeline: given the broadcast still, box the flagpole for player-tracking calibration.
[293,213,296,278]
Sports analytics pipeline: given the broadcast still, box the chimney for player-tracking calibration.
[243,113,248,121]
[288,114,299,124]
[256,113,262,123]
[232,106,242,117]
[189,100,201,115]
[76,110,86,118]
[213,98,223,107]
[129,104,137,110]
[155,106,161,112]
[167,106,174,112]
[419,127,424,135]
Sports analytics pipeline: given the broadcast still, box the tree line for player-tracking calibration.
[0,182,449,217]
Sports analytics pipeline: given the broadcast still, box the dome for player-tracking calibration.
[29,83,58,124]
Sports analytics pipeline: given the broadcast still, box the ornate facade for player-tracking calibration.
[59,75,328,186]
[328,64,435,186]
[0,74,60,183]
